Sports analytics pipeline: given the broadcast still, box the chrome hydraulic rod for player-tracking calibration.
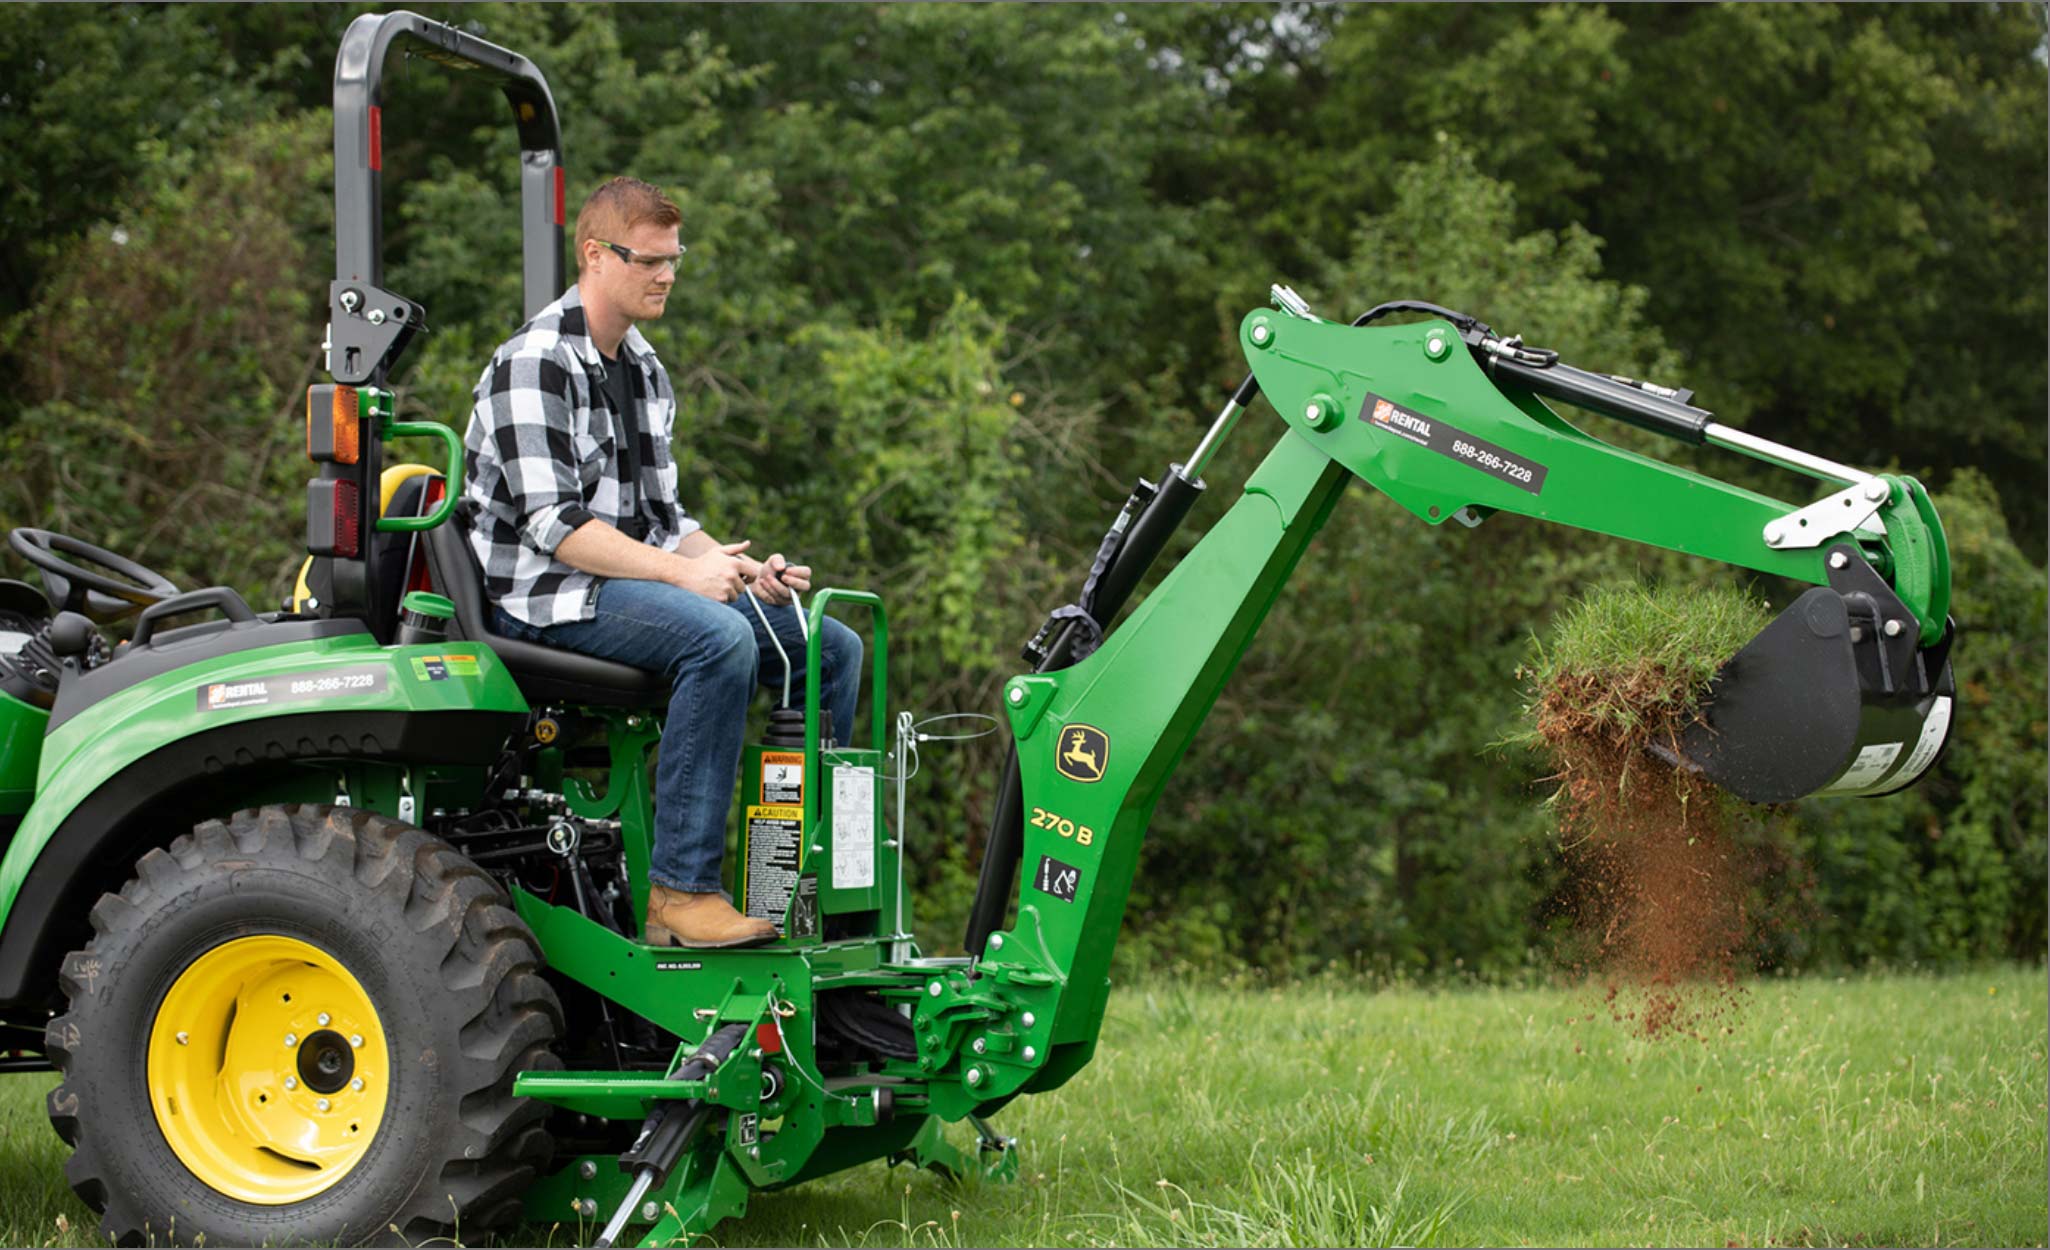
[1184,373,1261,483]
[1703,423,1874,486]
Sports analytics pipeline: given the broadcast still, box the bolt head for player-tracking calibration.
[1865,480,1889,502]
[317,1013,331,1027]
[176,1031,190,1046]
[350,1077,364,1092]
[1764,527,1783,547]
[989,934,1004,950]
[1008,687,1025,705]
[1023,1046,1038,1062]
[642,1201,661,1221]
[1426,334,1449,359]
[1304,402,1321,422]
[965,1067,984,1086]
[1884,619,1903,637]
[284,1033,298,1048]
[284,1076,298,1090]
[578,1199,598,1217]
[1251,323,1271,345]
[367,308,386,325]
[928,981,943,997]
[580,1160,598,1180]
[1829,551,1850,569]
[317,1098,331,1112]
[973,1037,987,1054]
[349,1034,364,1048]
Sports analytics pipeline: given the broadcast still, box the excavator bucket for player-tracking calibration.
[1674,549,1956,803]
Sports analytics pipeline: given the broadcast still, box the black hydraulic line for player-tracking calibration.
[963,380,1240,961]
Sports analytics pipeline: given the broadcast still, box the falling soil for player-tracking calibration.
[1533,665,1755,1040]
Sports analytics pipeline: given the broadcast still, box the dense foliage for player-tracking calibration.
[0,3,2041,975]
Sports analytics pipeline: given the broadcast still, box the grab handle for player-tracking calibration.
[131,587,257,647]
[373,418,464,532]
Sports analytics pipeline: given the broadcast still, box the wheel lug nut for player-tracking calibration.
[284,1033,298,1048]
[317,1013,331,1026]
[284,1076,298,1090]
[350,1078,364,1092]
[317,1098,331,1111]
[349,1034,364,1048]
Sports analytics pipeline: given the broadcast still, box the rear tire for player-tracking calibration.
[44,804,562,1246]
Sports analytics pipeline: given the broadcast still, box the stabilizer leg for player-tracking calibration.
[636,1146,752,1248]
[888,1116,1021,1185]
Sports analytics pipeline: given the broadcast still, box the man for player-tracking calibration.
[461,176,862,949]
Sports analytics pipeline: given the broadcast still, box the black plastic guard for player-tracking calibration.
[1680,563,1956,803]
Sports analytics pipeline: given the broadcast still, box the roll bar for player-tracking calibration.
[328,10,565,383]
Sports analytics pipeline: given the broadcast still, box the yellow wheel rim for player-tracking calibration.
[146,935,390,1205]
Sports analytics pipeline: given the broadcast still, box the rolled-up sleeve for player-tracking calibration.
[482,350,596,555]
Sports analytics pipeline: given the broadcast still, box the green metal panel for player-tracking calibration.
[0,635,529,933]
[0,692,46,816]
[1240,311,1846,586]
[977,431,1350,1074]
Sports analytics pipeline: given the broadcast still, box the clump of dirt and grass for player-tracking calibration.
[1514,581,1777,1039]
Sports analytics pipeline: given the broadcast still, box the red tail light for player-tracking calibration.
[307,478,361,558]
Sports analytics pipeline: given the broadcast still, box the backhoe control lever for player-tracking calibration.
[594,1022,748,1248]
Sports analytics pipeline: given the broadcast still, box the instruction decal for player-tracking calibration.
[1055,724,1109,783]
[831,765,877,890]
[1878,695,1952,792]
[1033,854,1081,903]
[198,667,386,712]
[760,751,804,805]
[788,874,819,939]
[1824,742,1905,794]
[409,652,481,682]
[1359,393,1549,496]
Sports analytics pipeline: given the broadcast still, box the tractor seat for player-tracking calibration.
[423,520,669,709]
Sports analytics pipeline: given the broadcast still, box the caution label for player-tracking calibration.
[761,752,804,805]
[741,804,804,929]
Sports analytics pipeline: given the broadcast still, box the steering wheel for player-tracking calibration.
[7,528,180,621]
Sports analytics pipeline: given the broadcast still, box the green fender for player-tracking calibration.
[0,629,529,1006]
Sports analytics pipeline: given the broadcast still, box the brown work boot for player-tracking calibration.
[645,885,779,949]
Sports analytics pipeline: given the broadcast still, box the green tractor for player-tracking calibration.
[0,12,1956,1248]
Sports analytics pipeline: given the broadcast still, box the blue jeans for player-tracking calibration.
[495,579,863,894]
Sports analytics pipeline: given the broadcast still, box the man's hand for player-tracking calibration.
[748,553,812,606]
[673,540,753,602]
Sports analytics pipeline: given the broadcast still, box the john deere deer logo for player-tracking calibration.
[1056,724,1109,783]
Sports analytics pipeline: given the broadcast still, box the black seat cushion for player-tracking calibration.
[423,522,669,709]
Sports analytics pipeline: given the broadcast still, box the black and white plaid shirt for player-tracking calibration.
[459,284,698,628]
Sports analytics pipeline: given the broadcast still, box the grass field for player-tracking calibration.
[0,966,2038,1247]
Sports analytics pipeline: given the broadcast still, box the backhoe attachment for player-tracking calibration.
[1236,292,1956,803]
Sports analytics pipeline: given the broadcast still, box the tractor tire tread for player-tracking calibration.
[44,802,561,1248]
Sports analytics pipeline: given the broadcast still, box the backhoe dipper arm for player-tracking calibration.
[963,299,1956,1097]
